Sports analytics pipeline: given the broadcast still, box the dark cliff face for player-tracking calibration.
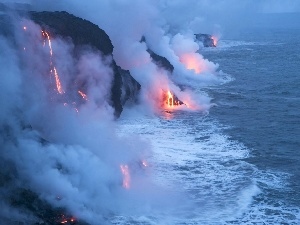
[30,11,113,56]
[140,37,174,73]
[148,49,174,73]
[195,33,216,47]
[0,11,143,225]
[30,11,140,117]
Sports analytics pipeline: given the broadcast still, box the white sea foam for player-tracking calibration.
[115,110,258,224]
[115,107,299,224]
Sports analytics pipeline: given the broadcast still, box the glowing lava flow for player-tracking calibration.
[212,36,218,47]
[42,30,53,56]
[120,164,130,189]
[78,90,88,101]
[42,30,64,94]
[167,91,174,107]
[164,90,183,108]
[53,67,64,94]
[59,215,76,224]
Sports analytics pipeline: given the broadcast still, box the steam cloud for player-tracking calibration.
[2,0,299,224]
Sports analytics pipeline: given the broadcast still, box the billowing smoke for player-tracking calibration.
[28,0,227,112]
[0,2,225,222]
[4,0,297,224]
[0,12,160,224]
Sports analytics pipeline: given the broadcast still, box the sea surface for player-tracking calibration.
[115,28,300,224]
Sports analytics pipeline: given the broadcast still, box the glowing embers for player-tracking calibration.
[164,90,184,108]
[53,67,64,94]
[120,164,130,189]
[59,214,76,224]
[42,30,64,94]
[78,90,88,101]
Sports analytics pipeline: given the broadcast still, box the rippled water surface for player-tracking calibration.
[115,28,300,224]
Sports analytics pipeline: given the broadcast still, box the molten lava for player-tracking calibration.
[167,91,174,107]
[211,36,218,47]
[59,215,76,224]
[53,67,64,94]
[42,30,64,94]
[78,90,88,101]
[42,30,53,56]
[164,90,184,108]
[120,164,130,189]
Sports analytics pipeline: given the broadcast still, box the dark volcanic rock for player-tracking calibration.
[195,33,216,47]
[30,11,140,117]
[31,11,113,56]
[140,36,174,73]
[10,189,90,225]
[118,67,141,105]
[148,49,174,73]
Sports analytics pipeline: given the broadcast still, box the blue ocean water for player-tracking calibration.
[116,28,300,224]
[203,28,300,223]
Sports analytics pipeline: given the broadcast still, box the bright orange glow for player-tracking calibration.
[167,91,174,107]
[212,36,218,46]
[43,31,53,56]
[164,90,183,108]
[78,90,88,101]
[160,89,200,113]
[53,67,64,94]
[59,214,76,224]
[42,30,64,95]
[120,164,130,189]
[180,54,202,74]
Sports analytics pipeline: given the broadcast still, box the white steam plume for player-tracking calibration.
[1,15,186,224]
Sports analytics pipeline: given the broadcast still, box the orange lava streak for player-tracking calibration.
[53,67,64,94]
[164,90,182,108]
[42,30,64,94]
[78,90,88,101]
[120,164,130,189]
[212,36,218,47]
[43,31,53,56]
[167,91,174,107]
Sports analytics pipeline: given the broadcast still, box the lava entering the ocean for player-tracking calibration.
[211,36,218,47]
[164,90,184,108]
